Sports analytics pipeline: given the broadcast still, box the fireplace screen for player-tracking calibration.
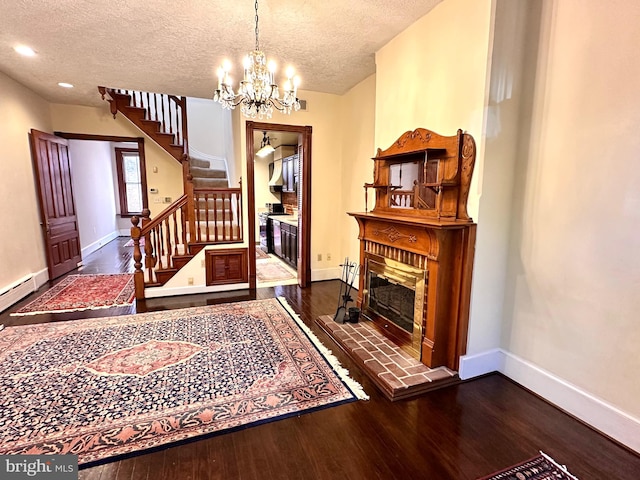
[363,255,427,359]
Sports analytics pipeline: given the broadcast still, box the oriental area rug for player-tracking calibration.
[256,259,296,282]
[11,274,135,316]
[477,451,579,480]
[0,297,367,465]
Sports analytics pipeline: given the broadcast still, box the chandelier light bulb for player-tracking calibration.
[285,66,295,79]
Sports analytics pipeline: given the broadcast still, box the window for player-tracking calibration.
[115,148,147,216]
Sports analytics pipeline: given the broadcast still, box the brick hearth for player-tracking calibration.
[316,315,459,401]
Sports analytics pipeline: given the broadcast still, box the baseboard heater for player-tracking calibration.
[0,274,36,314]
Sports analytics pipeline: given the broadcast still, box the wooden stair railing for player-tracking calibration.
[103,85,242,299]
[131,187,244,299]
[98,86,188,162]
[131,195,189,298]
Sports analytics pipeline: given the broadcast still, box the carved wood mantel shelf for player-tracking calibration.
[349,128,477,371]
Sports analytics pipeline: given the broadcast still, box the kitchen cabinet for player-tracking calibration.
[281,222,298,268]
[268,217,297,268]
[282,154,299,193]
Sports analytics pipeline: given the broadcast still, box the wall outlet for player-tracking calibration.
[327,253,331,261]
[317,253,322,261]
[187,277,194,285]
[153,198,161,204]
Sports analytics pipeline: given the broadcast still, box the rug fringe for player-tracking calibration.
[277,296,369,401]
[10,301,136,317]
[539,451,580,480]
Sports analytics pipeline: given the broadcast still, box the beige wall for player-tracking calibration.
[339,75,377,266]
[49,104,183,218]
[503,0,640,418]
[68,139,118,251]
[233,89,345,277]
[0,72,51,289]
[375,0,496,351]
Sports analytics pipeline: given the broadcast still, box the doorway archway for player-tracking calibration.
[245,121,312,289]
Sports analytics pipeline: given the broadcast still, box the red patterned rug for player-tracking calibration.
[477,451,579,479]
[11,274,135,316]
[0,298,367,465]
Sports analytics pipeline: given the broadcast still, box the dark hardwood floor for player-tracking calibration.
[2,238,638,479]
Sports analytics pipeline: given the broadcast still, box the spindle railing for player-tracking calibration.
[192,188,243,243]
[131,186,243,298]
[98,86,188,162]
[115,89,187,148]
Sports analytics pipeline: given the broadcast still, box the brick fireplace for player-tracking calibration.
[349,128,476,371]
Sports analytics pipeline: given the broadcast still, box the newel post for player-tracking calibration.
[130,215,145,300]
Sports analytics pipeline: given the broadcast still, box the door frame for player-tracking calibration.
[245,121,312,289]
[54,132,148,215]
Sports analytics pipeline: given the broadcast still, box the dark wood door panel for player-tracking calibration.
[30,129,82,280]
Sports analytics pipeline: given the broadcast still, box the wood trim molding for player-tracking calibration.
[54,132,145,143]
[246,121,312,289]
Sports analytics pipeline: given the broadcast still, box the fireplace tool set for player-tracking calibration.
[334,258,361,323]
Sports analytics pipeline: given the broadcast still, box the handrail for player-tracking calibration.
[140,195,188,235]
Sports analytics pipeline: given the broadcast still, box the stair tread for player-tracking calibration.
[190,166,227,178]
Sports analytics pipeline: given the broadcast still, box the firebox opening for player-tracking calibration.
[363,255,427,360]
[369,274,415,333]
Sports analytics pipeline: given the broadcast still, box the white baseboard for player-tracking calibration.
[81,231,119,257]
[0,268,49,314]
[144,283,250,299]
[118,229,130,236]
[459,348,504,379]
[33,268,49,289]
[311,267,343,282]
[460,348,640,453]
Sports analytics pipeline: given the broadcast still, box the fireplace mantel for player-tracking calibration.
[349,128,477,371]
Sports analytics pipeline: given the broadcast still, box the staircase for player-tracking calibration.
[99,87,243,299]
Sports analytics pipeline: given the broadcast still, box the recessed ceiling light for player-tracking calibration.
[14,45,36,57]
[58,82,74,88]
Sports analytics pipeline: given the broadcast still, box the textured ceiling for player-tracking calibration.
[0,0,441,107]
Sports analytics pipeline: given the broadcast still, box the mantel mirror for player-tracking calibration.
[387,153,441,211]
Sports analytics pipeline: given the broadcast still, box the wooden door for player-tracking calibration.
[30,129,82,279]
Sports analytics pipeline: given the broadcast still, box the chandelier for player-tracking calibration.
[213,0,301,119]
